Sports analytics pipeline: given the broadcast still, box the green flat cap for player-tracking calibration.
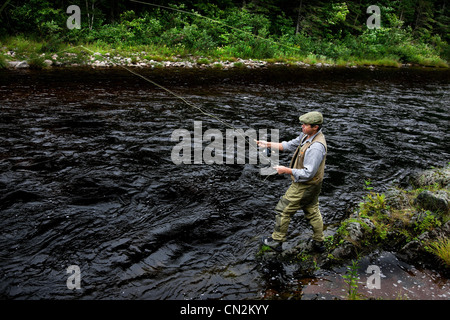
[299,111,323,124]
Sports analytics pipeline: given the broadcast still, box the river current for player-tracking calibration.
[0,66,448,299]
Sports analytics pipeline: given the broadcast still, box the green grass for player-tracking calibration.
[427,237,450,267]
[27,55,47,69]
[2,36,42,60]
[1,35,447,69]
[0,55,6,69]
[413,56,449,67]
[327,165,449,272]
[196,57,210,65]
[233,61,246,68]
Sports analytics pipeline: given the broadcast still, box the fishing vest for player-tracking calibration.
[289,131,327,185]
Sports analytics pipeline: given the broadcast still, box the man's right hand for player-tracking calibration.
[256,140,283,150]
[256,140,268,148]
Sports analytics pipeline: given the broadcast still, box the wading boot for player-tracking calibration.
[312,240,326,253]
[261,236,283,252]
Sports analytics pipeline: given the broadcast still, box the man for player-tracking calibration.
[257,111,327,253]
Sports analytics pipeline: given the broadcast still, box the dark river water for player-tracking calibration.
[0,66,449,300]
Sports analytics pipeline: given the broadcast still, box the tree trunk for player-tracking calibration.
[91,0,95,30]
[295,0,303,35]
[85,0,95,30]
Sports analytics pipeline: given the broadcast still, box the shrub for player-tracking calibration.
[414,211,442,234]
[359,192,388,218]
[342,260,361,300]
[39,35,63,53]
[0,55,6,69]
[28,56,47,69]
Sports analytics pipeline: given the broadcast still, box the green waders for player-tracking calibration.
[271,181,324,242]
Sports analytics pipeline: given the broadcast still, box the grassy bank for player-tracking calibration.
[2,2,449,69]
[257,164,449,299]
[2,1,449,70]
[326,164,450,270]
[1,35,448,70]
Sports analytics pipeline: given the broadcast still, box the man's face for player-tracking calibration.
[302,123,317,136]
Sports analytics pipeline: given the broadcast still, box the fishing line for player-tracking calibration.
[63,45,278,178]
[77,45,229,127]
[118,63,237,131]
[58,0,296,178]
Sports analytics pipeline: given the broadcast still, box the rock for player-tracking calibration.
[411,210,437,226]
[361,217,375,230]
[286,240,312,255]
[385,187,410,209]
[8,60,29,68]
[398,240,422,261]
[414,190,449,215]
[15,61,29,69]
[410,165,450,188]
[344,218,375,243]
[43,59,53,66]
[398,221,450,265]
[93,61,106,67]
[425,220,450,239]
[294,257,319,277]
[7,61,20,68]
[330,240,356,260]
[346,222,363,242]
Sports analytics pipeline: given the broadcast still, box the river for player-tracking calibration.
[0,66,448,299]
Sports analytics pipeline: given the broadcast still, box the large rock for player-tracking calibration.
[330,240,356,260]
[414,190,449,215]
[15,61,30,68]
[7,61,19,68]
[345,218,375,242]
[398,221,450,265]
[346,221,363,242]
[8,61,30,69]
[385,187,410,209]
[410,165,450,188]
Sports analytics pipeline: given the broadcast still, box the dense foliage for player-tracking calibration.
[0,0,448,65]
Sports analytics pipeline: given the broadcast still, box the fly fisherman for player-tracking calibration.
[257,111,327,253]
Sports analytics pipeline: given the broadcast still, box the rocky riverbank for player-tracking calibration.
[1,54,347,70]
[2,48,427,71]
[259,164,450,278]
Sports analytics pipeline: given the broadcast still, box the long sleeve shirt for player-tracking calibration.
[281,130,326,183]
